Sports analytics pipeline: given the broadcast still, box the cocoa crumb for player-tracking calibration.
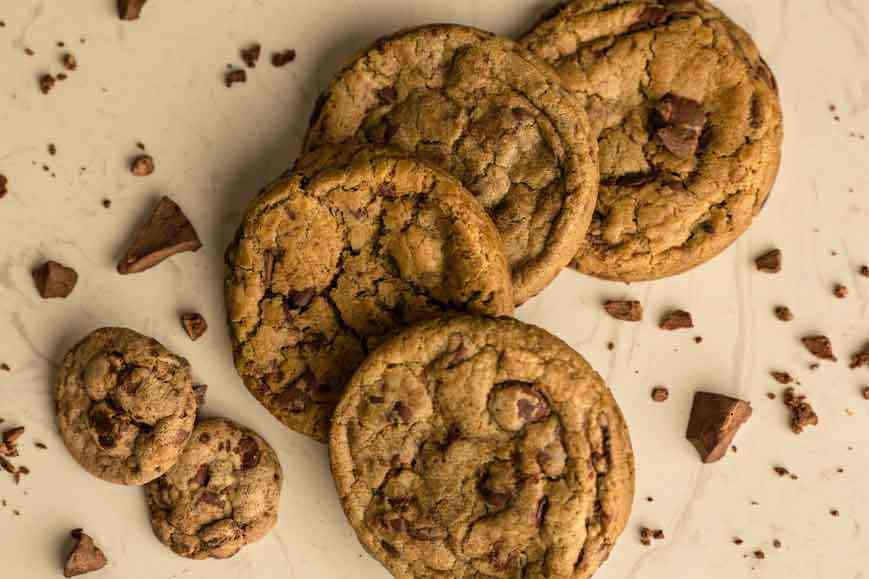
[774,306,794,322]
[603,300,643,322]
[770,371,793,385]
[733,537,744,545]
[181,313,208,341]
[651,387,669,402]
[241,44,261,68]
[860,265,869,277]
[62,53,77,71]
[606,341,614,351]
[0,174,7,199]
[773,539,782,549]
[271,49,296,67]
[659,310,693,330]
[783,388,818,434]
[833,284,848,299]
[850,346,869,370]
[56,73,67,81]
[754,550,765,560]
[639,527,665,546]
[48,143,57,156]
[225,68,246,87]
[802,335,836,362]
[102,199,111,209]
[862,387,869,400]
[694,336,703,344]
[119,0,148,20]
[39,74,56,94]
[130,155,154,176]
[0,363,9,372]
[35,442,46,450]
[24,48,34,56]
[755,249,782,273]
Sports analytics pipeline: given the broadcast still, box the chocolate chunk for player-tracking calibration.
[754,550,765,560]
[685,392,752,463]
[656,126,700,159]
[32,260,78,298]
[241,44,261,68]
[118,0,147,20]
[535,496,549,527]
[830,509,840,517]
[117,196,202,274]
[849,346,869,370]
[861,265,869,278]
[783,388,818,434]
[192,463,210,487]
[180,313,207,341]
[62,53,77,71]
[130,154,154,176]
[3,426,24,446]
[516,388,549,422]
[199,491,224,507]
[656,95,706,130]
[651,387,669,402]
[193,383,208,405]
[755,249,782,273]
[39,74,56,94]
[286,288,315,309]
[604,300,642,322]
[834,284,848,299]
[271,49,296,67]
[801,335,836,362]
[0,174,7,198]
[770,371,793,385]
[659,310,693,330]
[225,68,247,87]
[774,306,793,322]
[64,529,107,577]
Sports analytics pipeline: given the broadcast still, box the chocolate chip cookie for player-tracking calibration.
[225,145,514,442]
[303,24,600,304]
[521,0,783,281]
[56,327,197,485]
[145,418,282,559]
[330,315,635,579]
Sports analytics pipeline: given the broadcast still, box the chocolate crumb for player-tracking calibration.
[773,539,782,549]
[755,249,782,273]
[646,496,654,502]
[773,466,798,479]
[181,313,207,341]
[136,142,146,151]
[271,49,296,67]
[48,143,57,156]
[225,68,246,87]
[651,387,669,402]
[0,174,7,199]
[766,392,776,400]
[783,388,818,434]
[862,387,869,400]
[809,363,820,371]
[118,0,148,20]
[130,155,154,176]
[241,44,261,68]
[604,300,643,322]
[0,363,9,372]
[659,310,693,330]
[774,306,794,322]
[694,336,703,344]
[733,537,744,545]
[860,265,869,277]
[833,284,848,299]
[32,261,78,299]
[35,442,46,450]
[24,48,34,56]
[770,371,793,385]
[802,335,837,362]
[62,53,77,71]
[606,341,614,351]
[850,346,869,370]
[830,509,840,517]
[39,74,56,94]
[754,550,765,560]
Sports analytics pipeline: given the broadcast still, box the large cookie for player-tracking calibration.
[330,316,635,579]
[56,327,197,485]
[521,0,783,281]
[225,145,514,442]
[145,418,283,559]
[304,24,600,304]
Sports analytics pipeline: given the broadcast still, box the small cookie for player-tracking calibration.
[225,145,514,442]
[145,418,282,559]
[56,327,196,485]
[521,0,783,281]
[330,315,635,579]
[304,24,600,304]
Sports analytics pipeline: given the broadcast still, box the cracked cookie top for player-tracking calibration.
[145,418,283,559]
[330,316,634,579]
[303,24,600,304]
[224,145,514,442]
[521,0,784,281]
[56,327,197,485]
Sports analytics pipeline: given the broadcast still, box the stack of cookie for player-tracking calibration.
[221,1,782,577]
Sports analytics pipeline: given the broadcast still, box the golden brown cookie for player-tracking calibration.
[225,145,514,442]
[330,315,635,579]
[304,24,600,304]
[521,0,783,281]
[56,327,197,485]
[145,418,283,559]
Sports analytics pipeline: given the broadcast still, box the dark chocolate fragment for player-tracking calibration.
[774,306,793,322]
[604,300,643,322]
[130,155,154,176]
[783,388,818,434]
[271,49,296,67]
[33,260,78,298]
[801,335,836,362]
[651,387,669,402]
[117,196,202,274]
[659,310,693,330]
[118,0,147,20]
[181,313,207,341]
[225,69,247,88]
[755,249,782,273]
[64,529,108,577]
[241,44,261,68]
[685,392,752,463]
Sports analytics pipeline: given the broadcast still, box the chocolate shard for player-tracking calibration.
[685,391,752,463]
[755,249,782,273]
[117,196,202,274]
[659,310,693,331]
[33,260,78,298]
[64,529,108,577]
[118,0,147,20]
[181,313,208,341]
[604,300,643,322]
[802,335,836,362]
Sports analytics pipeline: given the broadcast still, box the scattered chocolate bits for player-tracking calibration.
[130,154,154,176]
[181,313,208,341]
[773,466,798,480]
[225,68,247,88]
[62,53,77,71]
[755,249,782,273]
[117,196,202,274]
[241,44,261,68]
[659,310,693,330]
[32,260,78,299]
[64,529,107,577]
[271,49,296,67]
[0,363,9,372]
[850,346,869,370]
[39,74,56,94]
[774,306,794,322]
[685,392,752,463]
[639,527,665,546]
[833,284,848,299]
[606,341,615,351]
[654,94,706,159]
[770,371,793,385]
[118,0,148,20]
[651,387,669,402]
[783,388,818,434]
[802,335,836,362]
[604,300,643,322]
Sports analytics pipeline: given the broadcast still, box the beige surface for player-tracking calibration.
[0,1,867,578]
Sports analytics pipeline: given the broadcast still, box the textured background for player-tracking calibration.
[0,1,868,577]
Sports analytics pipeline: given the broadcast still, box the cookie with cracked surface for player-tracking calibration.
[56,327,196,485]
[225,145,514,442]
[303,24,599,304]
[521,0,783,281]
[330,315,635,579]
[145,418,282,559]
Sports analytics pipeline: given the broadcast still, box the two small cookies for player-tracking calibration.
[56,328,282,560]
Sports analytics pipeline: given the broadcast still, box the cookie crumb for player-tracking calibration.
[32,261,78,299]
[833,284,848,299]
[774,306,794,322]
[62,53,77,71]
[181,313,208,341]
[241,44,261,68]
[271,49,296,67]
[603,300,643,322]
[783,388,818,434]
[651,387,669,402]
[39,74,56,94]
[639,527,664,546]
[755,249,782,273]
[130,155,154,176]
[802,335,836,362]
[659,310,693,330]
[225,68,246,88]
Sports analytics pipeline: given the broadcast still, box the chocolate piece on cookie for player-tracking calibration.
[685,392,752,463]
[117,196,202,274]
